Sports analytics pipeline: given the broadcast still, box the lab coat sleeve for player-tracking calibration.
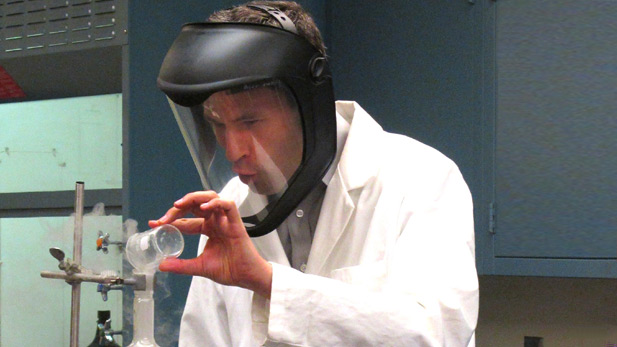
[252,165,478,346]
[179,275,232,346]
[179,236,233,347]
[180,236,257,347]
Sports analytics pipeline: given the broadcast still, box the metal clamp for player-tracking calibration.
[49,247,83,279]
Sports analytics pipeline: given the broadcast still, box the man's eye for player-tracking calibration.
[207,119,224,128]
[243,119,260,126]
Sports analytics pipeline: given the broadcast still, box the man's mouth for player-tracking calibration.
[233,166,257,184]
[238,173,255,184]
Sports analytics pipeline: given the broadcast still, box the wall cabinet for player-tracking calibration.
[482,0,617,277]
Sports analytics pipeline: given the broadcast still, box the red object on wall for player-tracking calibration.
[0,66,26,99]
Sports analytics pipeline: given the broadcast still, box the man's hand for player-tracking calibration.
[149,191,272,299]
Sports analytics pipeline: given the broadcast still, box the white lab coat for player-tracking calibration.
[179,101,479,346]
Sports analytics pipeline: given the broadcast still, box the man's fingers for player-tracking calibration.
[149,218,205,235]
[153,191,220,225]
[159,257,204,276]
[150,191,219,226]
[174,191,220,209]
[170,218,208,234]
[200,199,242,224]
[153,206,188,226]
[150,193,241,238]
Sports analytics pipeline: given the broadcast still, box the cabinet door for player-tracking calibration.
[493,0,617,271]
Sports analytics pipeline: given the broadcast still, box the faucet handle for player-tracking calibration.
[103,319,124,341]
[96,231,109,253]
[97,284,109,301]
[97,283,124,302]
[96,230,124,254]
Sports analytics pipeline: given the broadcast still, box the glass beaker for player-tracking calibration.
[125,224,184,272]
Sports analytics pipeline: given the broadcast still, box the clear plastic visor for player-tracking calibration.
[168,82,304,226]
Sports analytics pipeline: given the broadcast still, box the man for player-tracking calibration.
[151,1,478,346]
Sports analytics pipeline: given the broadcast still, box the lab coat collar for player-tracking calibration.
[307,101,383,275]
[321,107,350,185]
[333,101,383,190]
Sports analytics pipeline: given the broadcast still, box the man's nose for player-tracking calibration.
[223,129,252,162]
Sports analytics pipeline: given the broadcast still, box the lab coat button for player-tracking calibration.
[296,209,304,218]
[300,263,307,272]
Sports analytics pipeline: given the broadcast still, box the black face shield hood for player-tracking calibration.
[157,23,336,237]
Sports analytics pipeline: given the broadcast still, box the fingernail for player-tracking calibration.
[174,198,183,205]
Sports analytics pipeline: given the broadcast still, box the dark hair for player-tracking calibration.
[208,1,326,56]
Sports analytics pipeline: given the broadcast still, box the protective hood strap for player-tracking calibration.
[247,4,298,34]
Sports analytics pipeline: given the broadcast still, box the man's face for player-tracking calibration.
[202,86,303,195]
